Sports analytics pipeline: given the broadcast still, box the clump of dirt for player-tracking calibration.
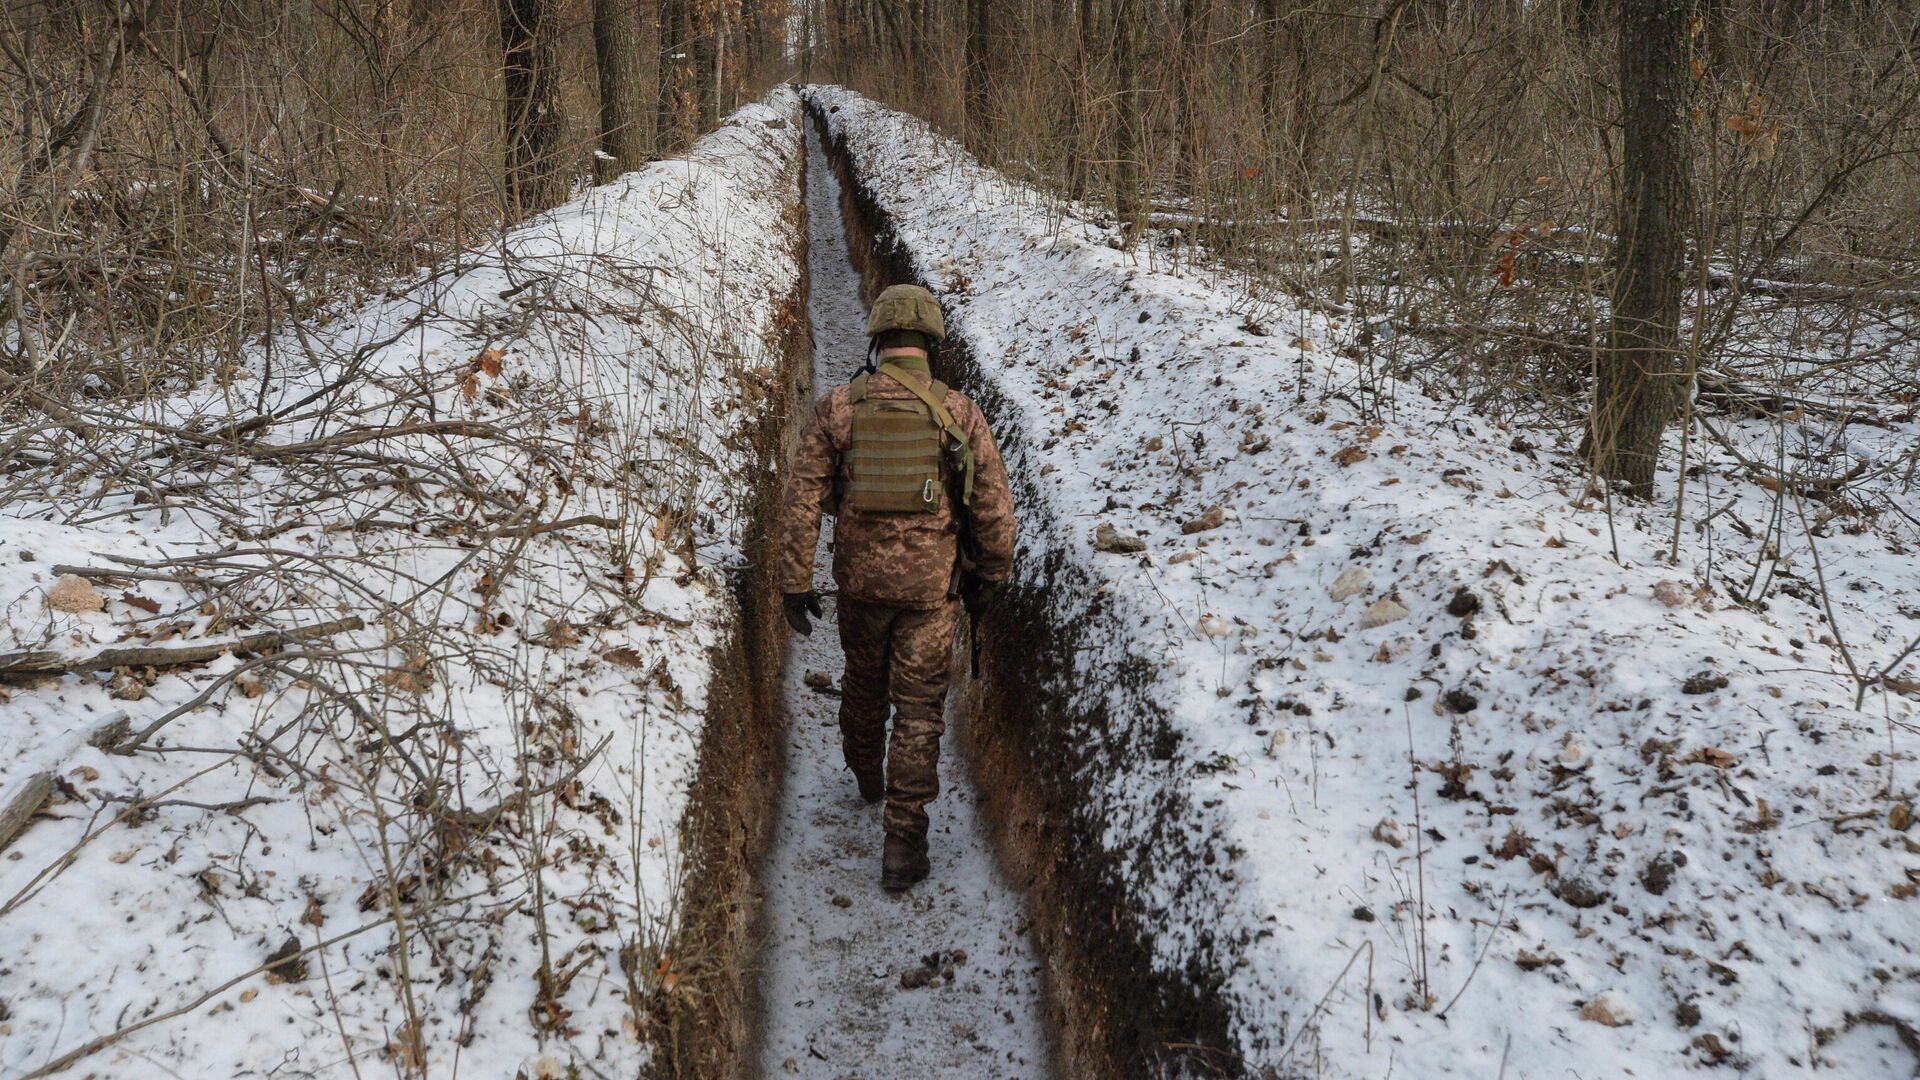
[898,949,968,990]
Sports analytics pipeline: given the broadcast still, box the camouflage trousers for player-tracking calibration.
[836,597,961,843]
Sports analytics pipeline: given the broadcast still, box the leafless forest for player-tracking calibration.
[2,4,1917,1077]
[6,1,1918,498]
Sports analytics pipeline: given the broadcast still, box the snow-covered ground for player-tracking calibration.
[809,85,1920,1078]
[752,126,1051,1079]
[0,90,804,1079]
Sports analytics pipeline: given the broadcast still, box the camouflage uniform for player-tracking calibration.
[777,361,1017,846]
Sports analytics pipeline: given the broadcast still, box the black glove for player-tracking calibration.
[959,574,1001,617]
[783,591,823,636]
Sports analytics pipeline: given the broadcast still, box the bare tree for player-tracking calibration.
[965,0,991,150]
[0,2,151,356]
[1175,0,1208,189]
[658,0,712,153]
[1587,0,1698,496]
[1112,0,1143,228]
[500,0,567,215]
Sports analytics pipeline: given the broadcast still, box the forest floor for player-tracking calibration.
[749,124,1052,1080]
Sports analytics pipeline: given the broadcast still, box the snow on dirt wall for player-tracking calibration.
[808,85,1920,1078]
[0,90,803,1079]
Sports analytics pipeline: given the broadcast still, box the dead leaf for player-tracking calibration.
[1685,746,1739,769]
[1371,817,1404,848]
[1514,949,1560,971]
[1652,580,1692,608]
[1181,506,1225,534]
[121,592,162,614]
[1333,445,1368,467]
[1579,993,1632,1027]
[474,345,505,378]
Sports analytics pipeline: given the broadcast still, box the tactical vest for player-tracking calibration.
[842,362,975,515]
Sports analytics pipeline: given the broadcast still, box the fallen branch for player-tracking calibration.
[489,514,622,538]
[0,616,364,680]
[1697,417,1874,495]
[0,772,54,854]
[1697,368,1891,426]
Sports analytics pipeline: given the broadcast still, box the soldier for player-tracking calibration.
[777,283,1018,891]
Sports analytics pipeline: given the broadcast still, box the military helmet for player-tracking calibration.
[865,284,945,342]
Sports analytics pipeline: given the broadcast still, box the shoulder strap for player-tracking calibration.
[877,363,957,430]
[850,371,870,402]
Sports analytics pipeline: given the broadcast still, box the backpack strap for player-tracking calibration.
[850,371,870,402]
[877,363,975,509]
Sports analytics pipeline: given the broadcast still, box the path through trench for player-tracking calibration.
[752,127,1051,1079]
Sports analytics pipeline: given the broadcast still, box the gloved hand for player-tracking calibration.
[783,591,823,636]
[959,574,1001,617]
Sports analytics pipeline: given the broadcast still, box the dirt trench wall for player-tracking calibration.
[644,118,812,1080]
[807,100,1245,1080]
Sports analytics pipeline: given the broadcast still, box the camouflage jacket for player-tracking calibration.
[777,365,1017,608]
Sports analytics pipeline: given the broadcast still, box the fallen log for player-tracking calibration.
[0,616,365,680]
[0,772,54,854]
[1696,368,1893,426]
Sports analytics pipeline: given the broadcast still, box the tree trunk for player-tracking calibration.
[660,0,691,153]
[592,0,650,182]
[500,0,566,215]
[800,0,815,84]
[1113,0,1144,230]
[1587,0,1697,497]
[1258,0,1283,133]
[1176,0,1208,192]
[965,0,991,152]
[904,0,922,69]
[690,1,719,130]
[1068,0,1096,200]
[1287,3,1316,213]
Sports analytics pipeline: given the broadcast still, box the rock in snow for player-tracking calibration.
[1093,522,1147,553]
[1359,597,1409,629]
[1329,566,1370,600]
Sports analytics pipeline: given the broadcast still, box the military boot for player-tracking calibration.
[853,768,884,805]
[880,834,930,892]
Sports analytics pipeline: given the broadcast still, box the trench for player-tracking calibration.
[746,118,1055,1079]
[796,97,1246,1080]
